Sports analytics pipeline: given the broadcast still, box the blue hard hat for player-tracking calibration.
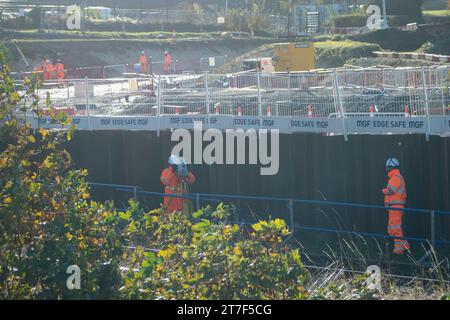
[386,158,400,168]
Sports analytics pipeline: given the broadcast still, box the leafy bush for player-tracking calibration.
[120,205,310,300]
[0,52,310,300]
[315,41,381,68]
[224,7,270,35]
[374,0,424,23]
[333,15,367,28]
[0,48,131,299]
[351,29,428,52]
[334,14,416,28]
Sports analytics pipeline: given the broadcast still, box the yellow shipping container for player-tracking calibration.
[273,42,315,72]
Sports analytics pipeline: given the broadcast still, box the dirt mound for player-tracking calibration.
[218,41,382,72]
[346,57,439,68]
[218,44,274,73]
[7,38,272,74]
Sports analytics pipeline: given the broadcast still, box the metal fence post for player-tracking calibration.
[133,187,138,202]
[421,67,431,141]
[257,71,262,117]
[288,71,291,99]
[205,71,210,114]
[284,199,294,243]
[439,68,445,115]
[334,69,348,142]
[157,75,161,137]
[196,194,200,211]
[85,76,91,130]
[431,210,435,248]
[289,199,294,230]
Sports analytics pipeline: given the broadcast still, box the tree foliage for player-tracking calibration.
[0,51,310,299]
[120,204,310,299]
[0,48,129,299]
[375,0,424,22]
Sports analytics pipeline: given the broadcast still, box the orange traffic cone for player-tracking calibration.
[267,105,271,116]
[307,105,313,118]
[237,106,242,116]
[404,105,410,117]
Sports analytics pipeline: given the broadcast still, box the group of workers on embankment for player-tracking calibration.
[138,50,172,74]
[32,50,172,82]
[33,57,66,82]
[161,155,411,256]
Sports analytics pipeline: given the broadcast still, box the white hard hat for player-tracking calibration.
[168,155,180,165]
[386,158,400,168]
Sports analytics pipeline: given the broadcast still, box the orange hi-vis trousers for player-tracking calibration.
[388,205,410,254]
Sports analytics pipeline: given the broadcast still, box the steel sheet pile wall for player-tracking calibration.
[68,131,450,241]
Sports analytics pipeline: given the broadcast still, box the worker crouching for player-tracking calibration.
[161,155,195,214]
[382,158,411,255]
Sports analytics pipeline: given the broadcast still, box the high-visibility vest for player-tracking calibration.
[139,54,148,65]
[160,166,195,213]
[43,62,53,73]
[384,169,407,206]
[164,53,171,65]
[55,63,65,78]
[43,62,54,79]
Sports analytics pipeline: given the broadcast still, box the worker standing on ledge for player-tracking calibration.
[161,155,195,214]
[55,59,65,86]
[382,158,411,255]
[163,50,172,74]
[42,57,53,81]
[139,51,149,74]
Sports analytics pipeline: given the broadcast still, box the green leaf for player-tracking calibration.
[119,211,132,220]
[27,135,36,143]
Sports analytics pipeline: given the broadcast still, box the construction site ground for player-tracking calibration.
[3,27,450,75]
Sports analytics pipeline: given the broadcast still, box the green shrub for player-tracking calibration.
[333,15,367,28]
[374,0,424,23]
[0,48,131,299]
[120,205,310,300]
[351,29,428,52]
[315,41,381,68]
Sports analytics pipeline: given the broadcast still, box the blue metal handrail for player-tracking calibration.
[88,182,450,248]
[137,189,450,216]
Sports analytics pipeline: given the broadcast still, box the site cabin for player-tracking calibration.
[273,42,315,72]
[242,58,275,73]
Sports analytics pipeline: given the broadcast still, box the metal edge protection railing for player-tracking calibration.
[88,182,450,249]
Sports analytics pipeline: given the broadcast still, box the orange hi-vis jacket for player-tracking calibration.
[160,166,195,213]
[55,63,65,79]
[139,54,148,73]
[383,169,407,206]
[163,53,172,72]
[43,62,54,80]
[382,169,410,254]
[139,54,148,65]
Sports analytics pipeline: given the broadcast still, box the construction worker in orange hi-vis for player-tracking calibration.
[382,158,410,255]
[161,155,195,214]
[42,58,54,80]
[163,50,172,74]
[139,51,148,74]
[55,59,65,84]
